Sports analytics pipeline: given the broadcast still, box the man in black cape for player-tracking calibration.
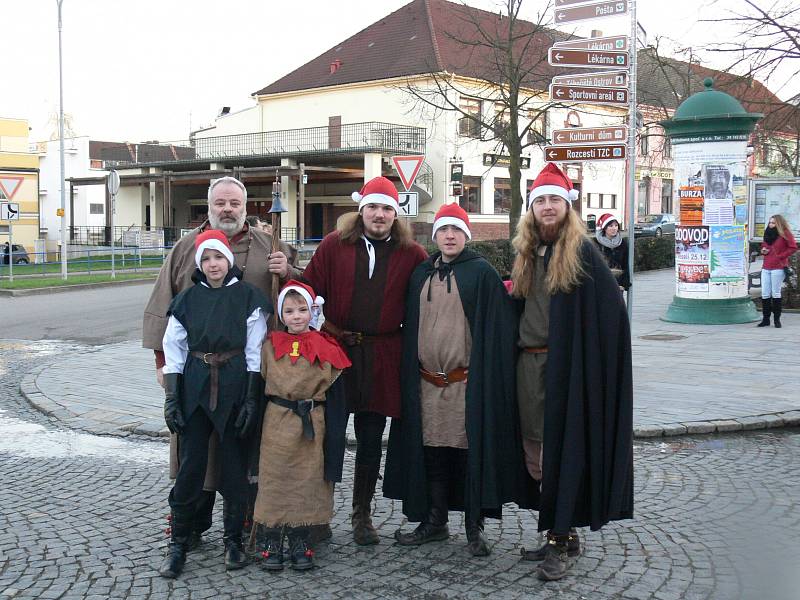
[511,163,633,581]
[383,203,525,556]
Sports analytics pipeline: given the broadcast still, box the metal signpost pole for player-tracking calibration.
[107,170,120,279]
[57,0,68,280]
[626,0,637,321]
[8,222,12,284]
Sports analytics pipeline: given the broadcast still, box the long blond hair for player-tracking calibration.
[337,211,414,246]
[511,208,587,297]
[770,214,791,238]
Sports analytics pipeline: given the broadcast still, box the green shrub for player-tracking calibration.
[633,234,675,272]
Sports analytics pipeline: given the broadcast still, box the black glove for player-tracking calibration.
[163,373,186,435]
[235,372,262,439]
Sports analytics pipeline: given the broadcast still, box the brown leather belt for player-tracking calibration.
[190,349,243,411]
[419,366,469,388]
[523,346,548,354]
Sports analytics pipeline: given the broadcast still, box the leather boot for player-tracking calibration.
[258,527,285,572]
[535,532,574,581]
[773,298,782,328]
[223,502,248,571]
[757,298,771,327]
[287,527,314,571]
[521,528,581,562]
[395,480,449,545]
[159,508,191,578]
[465,514,490,557]
[351,464,380,545]
[189,490,215,551]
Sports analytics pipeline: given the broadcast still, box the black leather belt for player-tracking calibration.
[268,396,322,440]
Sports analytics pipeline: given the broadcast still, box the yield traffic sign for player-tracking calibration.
[552,70,628,89]
[548,48,628,68]
[391,155,424,191]
[550,85,629,105]
[544,144,627,162]
[552,126,628,145]
[553,34,629,52]
[555,0,629,24]
[0,202,20,220]
[0,176,23,200]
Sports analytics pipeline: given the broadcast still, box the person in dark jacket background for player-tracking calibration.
[758,214,798,328]
[593,213,630,291]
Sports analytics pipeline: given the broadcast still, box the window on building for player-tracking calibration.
[601,194,617,209]
[661,179,673,213]
[458,97,482,139]
[493,177,511,214]
[663,137,671,158]
[90,159,104,169]
[639,131,649,155]
[89,203,104,215]
[527,110,548,145]
[586,193,601,209]
[460,176,482,213]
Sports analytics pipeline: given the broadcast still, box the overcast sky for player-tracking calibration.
[1,0,794,144]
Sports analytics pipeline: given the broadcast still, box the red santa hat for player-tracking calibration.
[351,176,400,213]
[528,163,579,207]
[277,280,325,325]
[194,229,234,269]
[596,213,618,232]
[432,203,472,240]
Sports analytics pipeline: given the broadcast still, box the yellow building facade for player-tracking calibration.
[0,118,40,257]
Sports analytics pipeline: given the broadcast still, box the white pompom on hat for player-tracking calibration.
[194,229,234,269]
[432,203,472,240]
[351,176,400,213]
[527,163,579,207]
[277,279,324,326]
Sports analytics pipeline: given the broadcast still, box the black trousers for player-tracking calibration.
[169,409,248,516]
[353,411,386,470]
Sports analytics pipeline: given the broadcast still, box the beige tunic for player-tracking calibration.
[253,339,342,527]
[516,250,550,442]
[418,265,471,449]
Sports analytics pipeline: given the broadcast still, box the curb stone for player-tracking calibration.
[0,277,156,297]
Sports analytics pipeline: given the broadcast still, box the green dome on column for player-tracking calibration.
[660,78,762,140]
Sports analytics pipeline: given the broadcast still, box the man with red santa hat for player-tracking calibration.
[302,176,427,545]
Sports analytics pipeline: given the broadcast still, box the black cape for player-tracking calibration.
[518,240,634,532]
[383,249,525,522]
[322,376,348,483]
[168,269,271,439]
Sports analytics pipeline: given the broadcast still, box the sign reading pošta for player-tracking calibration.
[0,202,20,220]
[554,0,629,24]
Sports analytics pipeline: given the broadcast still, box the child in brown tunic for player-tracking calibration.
[253,280,350,571]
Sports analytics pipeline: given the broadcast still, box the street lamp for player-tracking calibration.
[57,0,67,280]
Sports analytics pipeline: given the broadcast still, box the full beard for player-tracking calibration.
[209,212,246,237]
[536,219,566,244]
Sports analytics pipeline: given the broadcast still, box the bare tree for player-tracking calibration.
[399,0,571,237]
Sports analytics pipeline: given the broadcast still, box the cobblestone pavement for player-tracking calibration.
[2,341,799,599]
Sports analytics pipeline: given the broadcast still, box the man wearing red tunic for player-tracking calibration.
[302,176,426,545]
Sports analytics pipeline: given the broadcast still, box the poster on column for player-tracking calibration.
[678,264,710,291]
[675,225,709,263]
[678,186,704,225]
[709,226,746,281]
[702,165,735,225]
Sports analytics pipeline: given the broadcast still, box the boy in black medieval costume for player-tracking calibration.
[512,164,633,581]
[159,230,269,578]
[253,280,351,571]
[384,204,524,556]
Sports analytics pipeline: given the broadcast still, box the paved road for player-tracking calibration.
[0,282,153,344]
[1,342,798,599]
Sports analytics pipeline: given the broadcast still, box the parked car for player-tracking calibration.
[634,214,676,237]
[1,243,30,265]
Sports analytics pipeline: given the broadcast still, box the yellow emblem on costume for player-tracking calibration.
[289,340,300,357]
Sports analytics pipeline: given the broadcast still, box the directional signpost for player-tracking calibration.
[1,202,20,283]
[392,155,424,217]
[550,84,628,105]
[544,144,627,162]
[554,0,628,24]
[553,34,629,52]
[548,47,629,68]
[552,126,629,145]
[552,70,628,89]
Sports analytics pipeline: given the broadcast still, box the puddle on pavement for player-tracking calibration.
[0,339,72,378]
[0,409,166,464]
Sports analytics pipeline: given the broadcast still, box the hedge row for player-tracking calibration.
[428,234,675,278]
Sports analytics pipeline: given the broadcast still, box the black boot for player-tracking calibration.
[287,527,314,571]
[223,502,248,571]
[351,464,380,545]
[535,532,574,581]
[465,514,490,557]
[773,298,782,328]
[521,528,581,562]
[757,298,771,327]
[188,490,215,551]
[159,509,191,578]
[258,527,285,572]
[395,480,449,546]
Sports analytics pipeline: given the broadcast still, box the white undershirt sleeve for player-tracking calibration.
[245,307,268,372]
[162,316,189,374]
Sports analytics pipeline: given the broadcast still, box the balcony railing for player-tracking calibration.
[100,122,426,167]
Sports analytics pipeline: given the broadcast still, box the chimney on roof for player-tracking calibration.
[218,106,231,117]
[330,59,342,74]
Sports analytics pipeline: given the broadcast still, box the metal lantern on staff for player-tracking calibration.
[269,170,288,315]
